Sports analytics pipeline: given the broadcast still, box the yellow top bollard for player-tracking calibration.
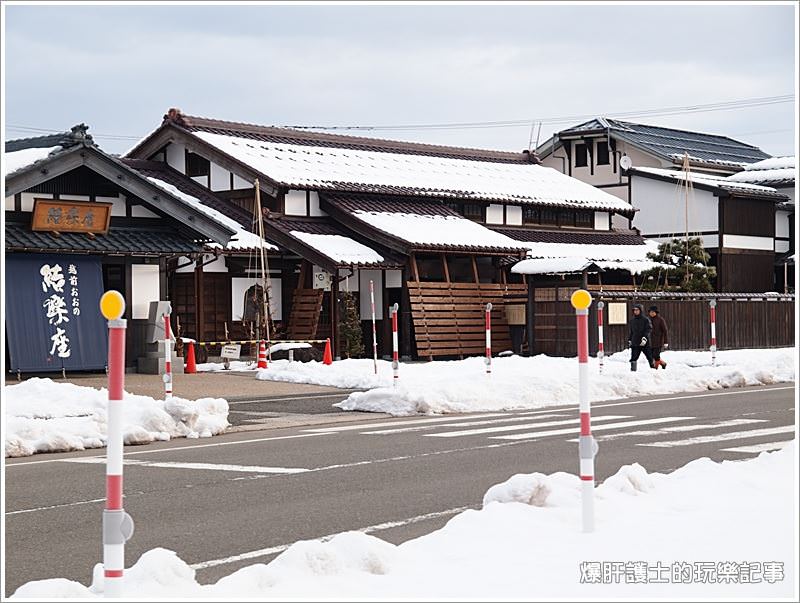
[100,290,126,320]
[570,289,592,311]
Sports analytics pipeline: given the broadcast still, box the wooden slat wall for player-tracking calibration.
[287,288,324,340]
[407,281,527,358]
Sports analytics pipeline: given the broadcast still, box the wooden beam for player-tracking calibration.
[441,254,451,283]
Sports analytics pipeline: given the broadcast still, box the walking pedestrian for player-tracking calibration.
[627,304,654,371]
[648,305,670,369]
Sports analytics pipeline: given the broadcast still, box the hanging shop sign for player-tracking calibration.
[31,199,112,235]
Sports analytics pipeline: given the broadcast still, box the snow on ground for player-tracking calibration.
[196,343,313,372]
[12,444,795,598]
[253,347,795,416]
[4,378,229,457]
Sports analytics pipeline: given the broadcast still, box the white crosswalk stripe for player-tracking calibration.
[423,415,631,438]
[303,413,508,433]
[721,440,794,454]
[489,417,695,441]
[565,418,768,442]
[637,425,795,448]
[362,414,569,435]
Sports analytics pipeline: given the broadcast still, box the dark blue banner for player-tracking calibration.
[6,254,108,372]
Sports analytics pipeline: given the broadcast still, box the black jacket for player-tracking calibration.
[628,314,652,346]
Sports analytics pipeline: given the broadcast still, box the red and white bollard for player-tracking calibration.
[99,291,134,597]
[571,289,597,533]
[709,299,717,367]
[390,303,399,386]
[485,303,492,374]
[596,301,605,374]
[163,311,173,400]
[369,280,378,375]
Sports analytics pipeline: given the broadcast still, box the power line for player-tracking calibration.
[4,93,794,141]
[283,94,795,132]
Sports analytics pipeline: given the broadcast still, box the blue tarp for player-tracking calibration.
[6,254,108,372]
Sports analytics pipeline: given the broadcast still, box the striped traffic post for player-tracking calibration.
[163,310,173,400]
[485,303,492,374]
[390,303,399,386]
[596,301,605,374]
[369,280,378,375]
[709,299,717,367]
[571,289,597,533]
[99,291,134,597]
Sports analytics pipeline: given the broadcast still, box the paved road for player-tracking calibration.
[4,383,795,595]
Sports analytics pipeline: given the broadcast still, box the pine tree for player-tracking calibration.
[338,291,365,358]
[641,237,716,292]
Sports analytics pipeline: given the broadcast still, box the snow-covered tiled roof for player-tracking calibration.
[511,238,663,275]
[289,231,384,266]
[193,131,633,212]
[146,177,277,251]
[630,166,786,198]
[3,146,62,178]
[351,210,527,252]
[727,156,795,186]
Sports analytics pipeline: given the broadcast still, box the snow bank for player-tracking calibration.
[254,348,795,415]
[12,444,795,598]
[4,378,229,457]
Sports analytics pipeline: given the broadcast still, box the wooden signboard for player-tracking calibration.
[31,199,112,234]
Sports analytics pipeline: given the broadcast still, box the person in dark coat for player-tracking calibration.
[648,306,670,369]
[627,304,654,371]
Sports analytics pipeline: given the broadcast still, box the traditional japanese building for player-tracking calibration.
[119,109,660,360]
[4,125,236,374]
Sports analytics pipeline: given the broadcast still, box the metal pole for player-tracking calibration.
[571,289,596,533]
[163,312,172,400]
[100,291,134,597]
[485,302,493,374]
[709,299,717,367]
[391,303,399,386]
[370,280,378,375]
[596,301,605,374]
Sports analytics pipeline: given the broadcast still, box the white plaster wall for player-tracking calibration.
[166,143,186,173]
[285,190,307,216]
[486,204,504,224]
[210,162,231,192]
[340,268,359,292]
[775,240,791,253]
[309,191,327,217]
[505,205,522,226]
[359,269,383,319]
[175,256,196,274]
[131,264,161,320]
[233,174,252,189]
[649,233,719,249]
[21,192,52,212]
[201,254,228,273]
[722,234,774,251]
[131,205,159,218]
[776,209,791,239]
[594,211,609,230]
[97,195,127,217]
[631,175,718,237]
[58,195,91,201]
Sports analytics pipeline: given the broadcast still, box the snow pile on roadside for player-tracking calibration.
[197,343,313,372]
[254,348,795,415]
[12,444,795,598]
[4,378,229,457]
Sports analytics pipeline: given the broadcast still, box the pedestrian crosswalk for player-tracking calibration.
[304,408,794,456]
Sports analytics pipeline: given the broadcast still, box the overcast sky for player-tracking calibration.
[3,3,797,157]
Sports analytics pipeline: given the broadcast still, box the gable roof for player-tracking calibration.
[726,156,796,187]
[538,118,771,169]
[5,127,236,245]
[126,110,634,214]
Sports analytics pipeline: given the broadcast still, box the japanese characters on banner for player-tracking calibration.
[6,254,107,372]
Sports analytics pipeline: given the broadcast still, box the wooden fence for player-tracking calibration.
[528,288,795,357]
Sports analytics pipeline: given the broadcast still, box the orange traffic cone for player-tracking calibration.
[185,341,197,374]
[257,340,268,369]
[323,338,333,365]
